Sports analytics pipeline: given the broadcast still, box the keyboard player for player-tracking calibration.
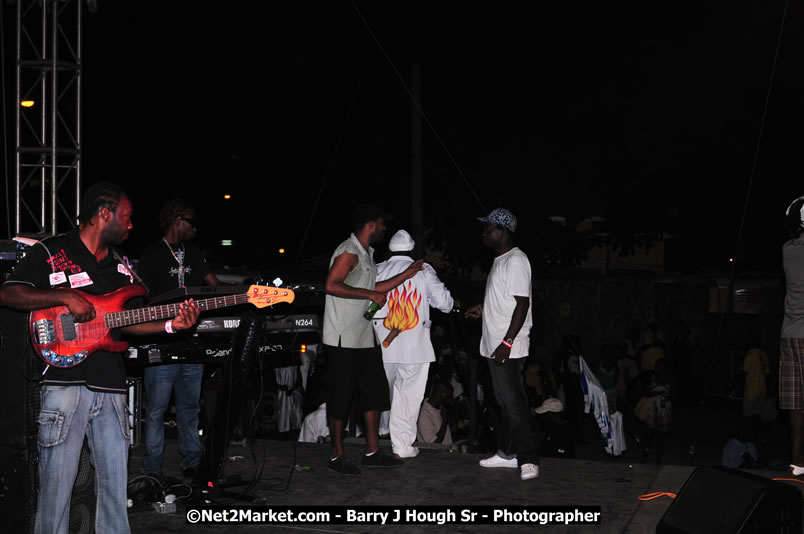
[137,198,220,480]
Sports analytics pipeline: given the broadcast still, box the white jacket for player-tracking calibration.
[372,255,454,364]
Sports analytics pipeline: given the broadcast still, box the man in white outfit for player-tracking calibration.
[373,230,456,459]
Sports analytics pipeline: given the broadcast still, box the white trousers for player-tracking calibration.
[380,362,430,456]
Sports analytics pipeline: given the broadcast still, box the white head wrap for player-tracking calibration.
[388,229,415,252]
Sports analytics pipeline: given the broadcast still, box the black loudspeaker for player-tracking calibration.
[0,308,39,534]
[657,466,802,534]
[0,308,96,534]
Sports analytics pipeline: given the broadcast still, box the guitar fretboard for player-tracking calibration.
[104,294,251,328]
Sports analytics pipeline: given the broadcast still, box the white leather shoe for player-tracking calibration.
[520,463,539,480]
[394,447,420,459]
[479,453,518,468]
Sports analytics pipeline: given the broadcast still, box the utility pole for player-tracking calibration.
[411,63,424,258]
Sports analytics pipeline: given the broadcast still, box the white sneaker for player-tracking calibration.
[479,453,518,469]
[520,463,539,480]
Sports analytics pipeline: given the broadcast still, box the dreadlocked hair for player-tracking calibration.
[78,182,126,225]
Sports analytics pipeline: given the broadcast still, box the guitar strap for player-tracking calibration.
[112,249,150,294]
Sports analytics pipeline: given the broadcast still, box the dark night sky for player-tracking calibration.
[40,2,804,272]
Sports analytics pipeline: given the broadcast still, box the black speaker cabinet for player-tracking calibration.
[657,466,802,534]
[0,308,96,533]
[0,308,39,534]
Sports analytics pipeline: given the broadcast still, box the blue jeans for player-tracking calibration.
[143,364,203,474]
[486,358,542,466]
[36,385,131,534]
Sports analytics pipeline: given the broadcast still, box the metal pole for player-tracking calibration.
[76,0,82,222]
[50,0,58,234]
[40,0,47,231]
[411,63,423,258]
[14,1,21,234]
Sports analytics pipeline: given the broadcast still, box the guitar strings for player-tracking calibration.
[45,290,287,358]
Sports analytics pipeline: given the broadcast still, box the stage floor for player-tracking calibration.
[125,434,800,533]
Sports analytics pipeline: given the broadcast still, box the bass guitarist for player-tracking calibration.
[0,182,199,534]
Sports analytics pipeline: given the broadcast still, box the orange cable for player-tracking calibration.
[638,492,677,501]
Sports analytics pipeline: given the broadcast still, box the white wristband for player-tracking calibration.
[165,320,174,334]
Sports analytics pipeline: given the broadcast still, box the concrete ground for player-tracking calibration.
[124,401,803,533]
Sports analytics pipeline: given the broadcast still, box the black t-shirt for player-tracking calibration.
[137,239,212,298]
[3,229,140,392]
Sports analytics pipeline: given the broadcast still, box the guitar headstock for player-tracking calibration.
[247,285,295,308]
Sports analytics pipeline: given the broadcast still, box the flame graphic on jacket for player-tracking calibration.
[383,281,421,335]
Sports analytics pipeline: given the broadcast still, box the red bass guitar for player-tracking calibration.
[29,284,294,368]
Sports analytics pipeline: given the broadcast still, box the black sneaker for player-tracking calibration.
[328,456,361,476]
[362,452,403,469]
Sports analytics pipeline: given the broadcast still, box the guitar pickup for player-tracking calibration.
[60,314,77,341]
[33,319,56,345]
[41,348,89,368]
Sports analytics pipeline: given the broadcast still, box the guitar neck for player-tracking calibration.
[104,293,250,329]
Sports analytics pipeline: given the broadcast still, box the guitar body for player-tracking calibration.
[30,284,147,368]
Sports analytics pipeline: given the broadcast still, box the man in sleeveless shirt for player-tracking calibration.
[322,204,423,476]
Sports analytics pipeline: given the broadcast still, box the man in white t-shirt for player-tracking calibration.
[465,208,543,481]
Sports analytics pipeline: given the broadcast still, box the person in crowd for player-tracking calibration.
[523,360,547,413]
[722,422,760,469]
[616,340,639,414]
[373,229,456,459]
[635,358,673,464]
[555,334,584,444]
[465,207,543,481]
[322,203,423,476]
[743,344,770,435]
[532,396,574,458]
[417,381,468,446]
[637,322,665,396]
[0,182,199,534]
[668,319,695,408]
[595,345,619,413]
[137,198,219,480]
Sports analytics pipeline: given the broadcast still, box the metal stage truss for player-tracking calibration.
[15,0,84,236]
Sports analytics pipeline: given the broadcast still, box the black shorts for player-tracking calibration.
[325,344,390,421]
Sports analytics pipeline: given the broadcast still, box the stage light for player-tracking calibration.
[278,248,285,254]
[20,100,35,108]
[220,239,233,246]
[300,344,307,353]
[223,194,231,200]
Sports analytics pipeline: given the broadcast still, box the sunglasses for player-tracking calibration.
[180,216,199,228]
